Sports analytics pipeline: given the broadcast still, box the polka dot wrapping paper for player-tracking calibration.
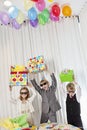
[27,56,46,73]
[9,65,28,86]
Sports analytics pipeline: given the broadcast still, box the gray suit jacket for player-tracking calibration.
[31,73,61,114]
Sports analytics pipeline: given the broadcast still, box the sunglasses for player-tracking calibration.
[20,92,28,95]
[40,82,47,87]
[68,91,75,93]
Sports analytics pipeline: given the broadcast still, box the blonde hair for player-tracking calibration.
[66,83,75,92]
[40,79,49,85]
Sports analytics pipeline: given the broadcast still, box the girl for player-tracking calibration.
[9,85,36,126]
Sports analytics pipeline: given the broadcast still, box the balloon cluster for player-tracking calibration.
[0,0,72,29]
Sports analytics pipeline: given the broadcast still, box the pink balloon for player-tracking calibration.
[36,0,45,11]
[50,11,59,22]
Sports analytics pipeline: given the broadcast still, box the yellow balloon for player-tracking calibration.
[16,11,25,24]
[62,5,72,16]
[24,0,34,11]
[48,0,53,2]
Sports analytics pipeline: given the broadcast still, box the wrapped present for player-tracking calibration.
[10,114,29,128]
[0,118,20,130]
[59,69,74,82]
[27,56,46,73]
[9,65,28,86]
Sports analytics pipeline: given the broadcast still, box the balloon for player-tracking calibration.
[28,7,37,20]
[62,5,72,16]
[38,14,46,25]
[36,0,45,11]
[24,0,34,11]
[16,11,25,24]
[48,0,53,2]
[51,4,60,17]
[30,18,38,27]
[0,12,10,25]
[12,19,21,29]
[50,11,59,21]
[8,6,19,19]
[42,9,49,23]
[31,0,38,2]
[0,12,2,19]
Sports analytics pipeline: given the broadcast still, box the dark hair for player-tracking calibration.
[19,87,29,101]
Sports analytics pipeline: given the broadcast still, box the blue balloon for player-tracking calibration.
[8,6,19,19]
[28,7,37,20]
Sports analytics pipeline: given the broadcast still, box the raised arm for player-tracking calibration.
[30,79,41,94]
[50,73,57,89]
[28,87,36,102]
[9,85,17,104]
[75,83,81,103]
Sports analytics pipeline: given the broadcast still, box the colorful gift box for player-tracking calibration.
[59,69,74,82]
[10,114,29,128]
[9,65,28,86]
[27,56,46,73]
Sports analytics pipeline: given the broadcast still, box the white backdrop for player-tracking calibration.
[0,4,87,129]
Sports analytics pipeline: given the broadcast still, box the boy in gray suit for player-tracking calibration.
[30,73,61,123]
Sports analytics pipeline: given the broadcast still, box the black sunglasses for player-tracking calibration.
[68,91,75,93]
[40,82,47,86]
[20,92,28,95]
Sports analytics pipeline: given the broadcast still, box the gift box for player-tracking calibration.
[10,114,29,128]
[59,70,74,82]
[27,56,46,73]
[9,65,28,86]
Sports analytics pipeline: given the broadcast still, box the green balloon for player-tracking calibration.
[38,14,46,25]
[42,9,50,23]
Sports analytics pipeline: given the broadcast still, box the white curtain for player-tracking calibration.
[0,6,87,129]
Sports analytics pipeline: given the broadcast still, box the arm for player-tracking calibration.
[59,82,67,100]
[29,87,37,102]
[9,85,17,104]
[30,79,41,93]
[50,73,57,89]
[75,84,81,103]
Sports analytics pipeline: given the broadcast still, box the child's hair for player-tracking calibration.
[40,79,49,86]
[66,83,75,92]
[20,87,29,101]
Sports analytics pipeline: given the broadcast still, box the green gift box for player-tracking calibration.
[59,70,74,82]
[10,114,29,128]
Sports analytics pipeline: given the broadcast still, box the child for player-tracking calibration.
[30,72,61,123]
[65,82,84,130]
[9,85,36,126]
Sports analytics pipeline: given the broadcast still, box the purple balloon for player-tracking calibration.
[12,19,21,29]
[0,12,2,19]
[0,12,10,25]
[50,11,59,22]
[30,18,38,27]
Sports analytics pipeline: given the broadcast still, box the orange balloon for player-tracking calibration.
[62,5,72,16]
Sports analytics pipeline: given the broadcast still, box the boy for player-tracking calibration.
[66,82,84,130]
[30,72,61,123]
